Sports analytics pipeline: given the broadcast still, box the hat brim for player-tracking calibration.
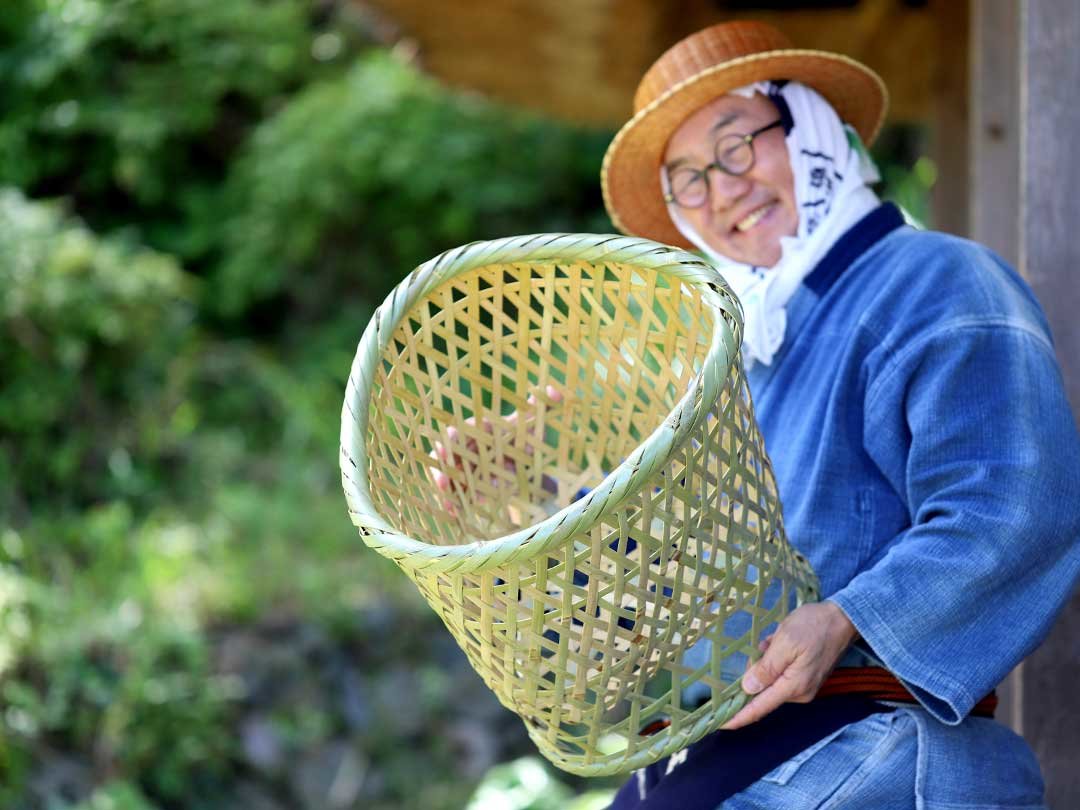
[601,49,889,249]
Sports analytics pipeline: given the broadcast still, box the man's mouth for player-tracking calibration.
[733,202,776,233]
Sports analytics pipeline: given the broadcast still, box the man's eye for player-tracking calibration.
[671,170,702,195]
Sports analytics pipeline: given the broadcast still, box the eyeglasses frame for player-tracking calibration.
[663,119,785,208]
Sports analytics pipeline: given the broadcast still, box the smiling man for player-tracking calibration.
[662,97,797,267]
[600,19,1080,810]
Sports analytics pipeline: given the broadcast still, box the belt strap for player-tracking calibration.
[818,666,998,718]
[637,667,997,740]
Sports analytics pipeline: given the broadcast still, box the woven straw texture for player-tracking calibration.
[340,233,819,776]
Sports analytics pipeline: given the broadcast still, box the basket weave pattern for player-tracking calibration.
[340,234,819,775]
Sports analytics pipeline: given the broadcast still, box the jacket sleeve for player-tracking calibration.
[828,318,1080,724]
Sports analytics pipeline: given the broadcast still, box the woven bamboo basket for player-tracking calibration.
[339,233,819,776]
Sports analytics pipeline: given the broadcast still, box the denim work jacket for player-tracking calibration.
[745,204,1080,726]
[627,204,1080,809]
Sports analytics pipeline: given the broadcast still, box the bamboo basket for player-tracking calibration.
[339,233,819,776]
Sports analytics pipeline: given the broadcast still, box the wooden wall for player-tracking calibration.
[361,0,946,127]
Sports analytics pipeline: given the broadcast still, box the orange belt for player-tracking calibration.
[638,667,997,737]
[818,666,998,718]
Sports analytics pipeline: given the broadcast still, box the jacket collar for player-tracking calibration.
[747,202,906,387]
[802,202,906,296]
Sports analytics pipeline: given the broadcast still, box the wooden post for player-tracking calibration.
[969,0,1020,264]
[929,0,969,236]
[971,1,1080,807]
[1018,5,1080,805]
[969,0,1024,736]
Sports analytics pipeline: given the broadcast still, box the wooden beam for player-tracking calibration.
[1021,0,1080,407]
[1018,4,1080,801]
[972,2,1080,807]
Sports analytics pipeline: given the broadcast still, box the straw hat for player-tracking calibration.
[601,21,888,249]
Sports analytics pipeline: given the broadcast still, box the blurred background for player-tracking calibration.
[0,1,947,808]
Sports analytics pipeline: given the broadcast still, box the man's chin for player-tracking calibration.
[701,233,782,268]
[726,247,782,268]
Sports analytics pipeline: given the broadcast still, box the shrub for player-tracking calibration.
[0,0,362,261]
[212,51,613,322]
[0,189,196,511]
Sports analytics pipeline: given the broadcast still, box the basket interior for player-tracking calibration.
[365,259,718,544]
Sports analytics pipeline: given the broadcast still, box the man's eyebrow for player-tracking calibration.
[664,112,742,172]
[710,112,741,135]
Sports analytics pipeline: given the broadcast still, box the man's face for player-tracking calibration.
[663,93,797,267]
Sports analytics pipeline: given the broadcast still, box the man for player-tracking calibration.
[600,20,1080,808]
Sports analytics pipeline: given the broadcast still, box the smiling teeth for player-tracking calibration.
[735,204,772,233]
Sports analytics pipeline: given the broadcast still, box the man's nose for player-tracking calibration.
[706,165,751,211]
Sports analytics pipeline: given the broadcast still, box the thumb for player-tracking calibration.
[742,640,796,695]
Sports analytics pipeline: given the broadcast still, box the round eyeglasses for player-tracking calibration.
[663,119,784,208]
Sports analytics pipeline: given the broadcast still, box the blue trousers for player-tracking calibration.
[719,707,1047,810]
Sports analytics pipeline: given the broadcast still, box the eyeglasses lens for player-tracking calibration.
[715,135,753,175]
[669,168,707,208]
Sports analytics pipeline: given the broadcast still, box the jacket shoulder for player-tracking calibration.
[855,226,1049,338]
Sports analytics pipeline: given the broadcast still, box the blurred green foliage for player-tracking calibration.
[0,2,612,805]
[0,0,932,807]
[466,757,615,810]
[0,191,195,512]
[215,52,611,321]
[0,0,330,248]
[65,782,160,810]
[872,123,936,226]
[5,613,234,802]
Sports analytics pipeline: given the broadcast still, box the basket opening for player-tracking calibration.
[365,260,716,546]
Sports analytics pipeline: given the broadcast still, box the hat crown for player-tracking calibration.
[633,22,793,113]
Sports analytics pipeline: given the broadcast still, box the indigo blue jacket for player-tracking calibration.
[618,203,1077,808]
[746,203,1080,724]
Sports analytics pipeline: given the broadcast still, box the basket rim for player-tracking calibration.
[339,232,744,575]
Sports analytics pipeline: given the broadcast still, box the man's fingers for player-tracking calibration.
[537,384,564,405]
[742,636,797,696]
[720,604,860,730]
[721,677,797,731]
[523,384,564,408]
[429,467,451,492]
[429,386,565,509]
[507,385,564,424]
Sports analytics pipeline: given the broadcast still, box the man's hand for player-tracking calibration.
[428,385,562,515]
[721,601,859,730]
